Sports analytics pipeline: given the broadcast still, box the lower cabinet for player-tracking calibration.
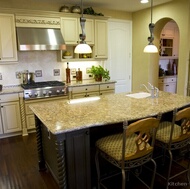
[158,77,177,93]
[65,129,91,189]
[99,83,115,95]
[40,123,91,189]
[70,82,115,99]
[71,84,100,99]
[0,93,22,136]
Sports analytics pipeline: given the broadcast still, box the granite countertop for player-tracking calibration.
[0,85,23,95]
[66,80,116,87]
[29,91,190,135]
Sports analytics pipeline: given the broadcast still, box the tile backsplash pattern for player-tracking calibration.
[0,51,100,86]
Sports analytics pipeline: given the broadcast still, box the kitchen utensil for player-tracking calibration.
[21,71,35,84]
[0,84,2,92]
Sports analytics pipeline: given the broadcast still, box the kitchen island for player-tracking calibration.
[30,91,190,189]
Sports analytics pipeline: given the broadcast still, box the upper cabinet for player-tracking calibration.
[59,15,108,62]
[0,14,18,62]
[95,19,108,59]
[61,17,94,45]
[61,17,79,45]
[159,21,179,59]
[80,18,94,45]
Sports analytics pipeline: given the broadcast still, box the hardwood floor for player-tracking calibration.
[0,133,189,189]
[0,133,59,189]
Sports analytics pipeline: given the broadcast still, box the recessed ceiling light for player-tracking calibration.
[141,0,149,3]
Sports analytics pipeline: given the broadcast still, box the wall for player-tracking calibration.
[132,0,190,95]
[0,51,100,86]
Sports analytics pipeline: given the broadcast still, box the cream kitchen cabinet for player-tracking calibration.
[95,19,108,59]
[60,17,94,45]
[158,77,177,93]
[70,82,116,99]
[24,96,68,130]
[159,21,179,58]
[0,14,18,62]
[61,17,79,45]
[99,83,115,95]
[60,17,94,61]
[0,93,21,136]
[71,85,100,99]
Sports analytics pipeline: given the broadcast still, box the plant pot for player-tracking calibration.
[94,75,102,82]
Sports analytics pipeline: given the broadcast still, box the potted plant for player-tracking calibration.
[88,65,110,81]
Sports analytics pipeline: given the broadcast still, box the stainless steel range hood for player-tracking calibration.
[16,28,66,51]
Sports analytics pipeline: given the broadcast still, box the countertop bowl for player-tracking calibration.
[64,56,72,59]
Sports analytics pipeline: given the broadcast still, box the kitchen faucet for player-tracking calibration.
[140,83,159,98]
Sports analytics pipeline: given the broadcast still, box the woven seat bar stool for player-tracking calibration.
[155,107,190,189]
[95,114,161,189]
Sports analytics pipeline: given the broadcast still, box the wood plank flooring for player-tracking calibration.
[0,133,59,189]
[0,133,189,189]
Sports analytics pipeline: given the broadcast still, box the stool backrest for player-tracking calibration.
[122,114,161,161]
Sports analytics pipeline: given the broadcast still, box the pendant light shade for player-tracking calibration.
[74,43,92,53]
[144,0,158,53]
[74,0,92,54]
[144,44,158,53]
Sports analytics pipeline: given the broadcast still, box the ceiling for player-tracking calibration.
[56,0,173,12]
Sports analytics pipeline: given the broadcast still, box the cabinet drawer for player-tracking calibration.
[0,93,19,102]
[100,83,115,91]
[72,85,99,94]
[159,77,177,83]
[72,92,99,99]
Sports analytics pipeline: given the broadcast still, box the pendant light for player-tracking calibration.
[143,0,158,53]
[140,0,149,3]
[74,0,92,54]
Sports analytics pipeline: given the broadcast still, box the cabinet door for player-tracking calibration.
[79,18,94,45]
[166,83,176,93]
[0,112,3,134]
[66,129,91,189]
[95,20,108,59]
[0,14,18,62]
[1,101,21,133]
[159,83,176,93]
[173,27,179,57]
[61,17,79,44]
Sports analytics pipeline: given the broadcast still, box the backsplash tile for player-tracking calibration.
[0,51,101,86]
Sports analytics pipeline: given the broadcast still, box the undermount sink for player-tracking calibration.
[126,92,151,99]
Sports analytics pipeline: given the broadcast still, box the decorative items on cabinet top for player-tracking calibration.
[59,5,104,16]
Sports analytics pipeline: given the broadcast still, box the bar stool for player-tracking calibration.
[155,107,190,189]
[95,115,161,189]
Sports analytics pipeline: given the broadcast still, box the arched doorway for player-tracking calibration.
[155,18,179,94]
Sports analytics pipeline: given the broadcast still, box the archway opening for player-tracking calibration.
[154,18,179,94]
